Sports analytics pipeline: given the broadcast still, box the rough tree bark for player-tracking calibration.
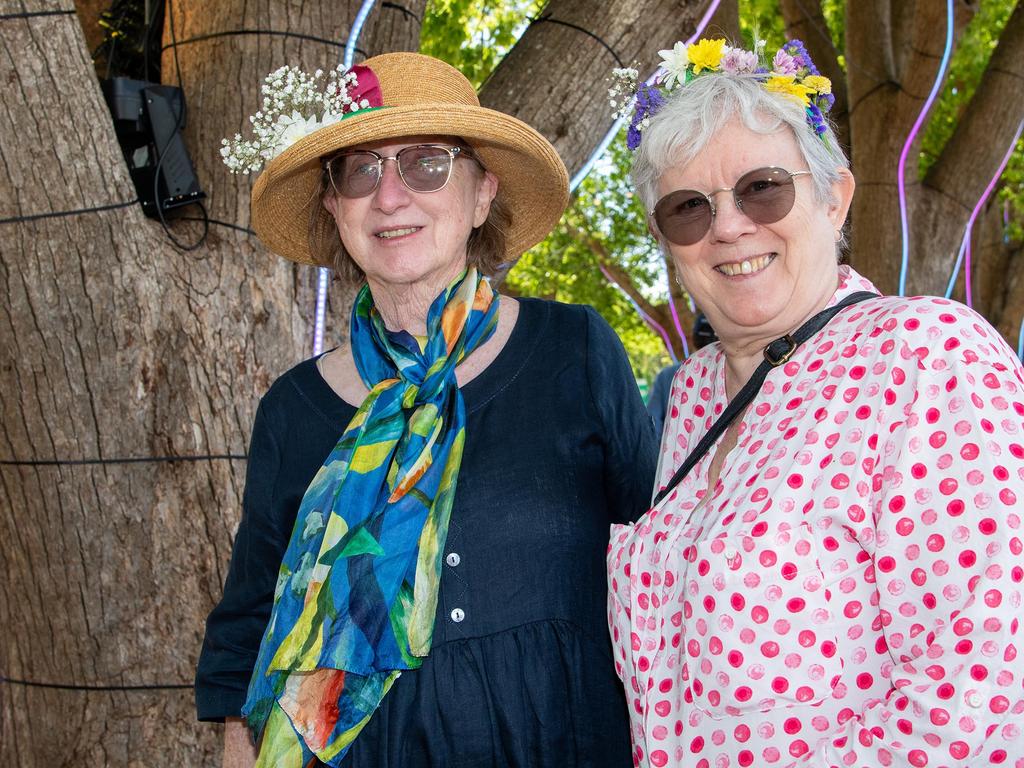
[1,0,706,765]
[0,1,422,765]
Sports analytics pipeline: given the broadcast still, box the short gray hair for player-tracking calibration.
[631,75,849,215]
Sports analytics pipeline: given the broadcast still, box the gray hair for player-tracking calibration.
[631,74,849,217]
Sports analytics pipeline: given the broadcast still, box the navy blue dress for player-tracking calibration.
[195,298,658,767]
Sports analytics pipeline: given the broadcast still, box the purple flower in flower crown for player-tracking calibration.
[772,49,800,76]
[783,40,820,76]
[627,83,666,150]
[806,104,828,136]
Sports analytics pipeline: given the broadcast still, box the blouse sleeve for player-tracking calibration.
[811,315,1024,765]
[194,398,290,721]
[583,306,659,524]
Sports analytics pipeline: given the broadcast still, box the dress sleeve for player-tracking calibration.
[811,319,1024,765]
[584,307,659,524]
[194,398,290,722]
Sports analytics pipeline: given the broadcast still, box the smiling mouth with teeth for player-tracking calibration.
[376,227,420,239]
[716,253,776,277]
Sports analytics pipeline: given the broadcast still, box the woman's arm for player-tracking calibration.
[223,717,258,768]
[810,314,1024,765]
[584,307,660,522]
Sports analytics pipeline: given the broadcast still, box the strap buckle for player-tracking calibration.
[763,334,797,366]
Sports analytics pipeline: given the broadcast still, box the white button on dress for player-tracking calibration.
[446,552,461,567]
[450,608,465,623]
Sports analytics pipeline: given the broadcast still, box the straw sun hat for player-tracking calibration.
[249,52,570,267]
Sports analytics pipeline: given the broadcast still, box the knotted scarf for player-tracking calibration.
[243,268,499,766]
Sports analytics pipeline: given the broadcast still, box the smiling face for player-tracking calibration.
[322,135,498,295]
[654,119,854,353]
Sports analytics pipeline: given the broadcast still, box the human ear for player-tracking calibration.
[827,167,855,229]
[473,170,499,228]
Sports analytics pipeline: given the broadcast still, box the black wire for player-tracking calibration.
[381,2,421,23]
[0,10,75,21]
[528,14,623,67]
[2,675,192,692]
[181,216,254,236]
[0,199,139,226]
[1,454,246,467]
[149,0,207,252]
[161,29,354,53]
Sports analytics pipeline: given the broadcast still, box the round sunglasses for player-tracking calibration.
[652,167,812,246]
[324,144,482,199]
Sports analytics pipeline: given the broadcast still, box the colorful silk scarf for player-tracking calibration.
[242,268,499,767]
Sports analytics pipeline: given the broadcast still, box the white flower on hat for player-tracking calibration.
[269,111,322,161]
[658,41,689,89]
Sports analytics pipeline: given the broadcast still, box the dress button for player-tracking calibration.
[965,690,984,708]
[725,547,738,561]
[446,552,461,567]
[450,608,465,623]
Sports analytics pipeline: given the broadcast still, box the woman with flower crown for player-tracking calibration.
[195,52,657,768]
[607,37,1024,767]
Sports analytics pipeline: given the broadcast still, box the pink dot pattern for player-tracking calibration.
[608,267,1024,767]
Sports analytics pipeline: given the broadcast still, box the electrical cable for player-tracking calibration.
[162,29,354,53]
[0,199,138,226]
[313,0,378,357]
[896,0,953,297]
[148,0,208,252]
[528,14,623,67]
[1,674,192,692]
[381,2,420,23]
[0,9,75,21]
[0,454,245,467]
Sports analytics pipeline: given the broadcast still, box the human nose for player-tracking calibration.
[372,157,411,213]
[708,188,757,242]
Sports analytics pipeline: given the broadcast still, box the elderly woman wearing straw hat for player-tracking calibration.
[606,38,1024,767]
[195,53,657,768]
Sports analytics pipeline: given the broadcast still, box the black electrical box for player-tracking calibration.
[102,76,205,218]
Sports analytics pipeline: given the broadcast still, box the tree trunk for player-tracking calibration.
[480,0,714,177]
[845,0,1024,324]
[0,2,422,765]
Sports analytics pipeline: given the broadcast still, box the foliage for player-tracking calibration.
[93,0,163,82]
[421,0,545,88]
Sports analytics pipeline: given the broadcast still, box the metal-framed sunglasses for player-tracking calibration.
[652,167,813,246]
[324,144,483,199]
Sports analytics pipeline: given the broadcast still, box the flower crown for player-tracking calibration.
[220,63,384,174]
[608,38,834,151]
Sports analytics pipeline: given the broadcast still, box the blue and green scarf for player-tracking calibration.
[242,268,499,766]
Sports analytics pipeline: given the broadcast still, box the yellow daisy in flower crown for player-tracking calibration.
[764,74,814,106]
[686,38,726,74]
[803,74,832,95]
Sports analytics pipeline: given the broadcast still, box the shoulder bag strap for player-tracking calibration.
[651,291,878,507]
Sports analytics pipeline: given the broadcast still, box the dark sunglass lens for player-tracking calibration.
[330,152,380,198]
[398,146,453,192]
[735,167,796,224]
[654,190,713,245]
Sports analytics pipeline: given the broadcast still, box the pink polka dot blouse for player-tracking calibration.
[608,267,1024,767]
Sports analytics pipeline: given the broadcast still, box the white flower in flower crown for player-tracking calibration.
[268,111,322,160]
[657,41,689,89]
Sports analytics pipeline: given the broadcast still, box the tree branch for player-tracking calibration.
[925,1,1024,208]
[562,221,665,321]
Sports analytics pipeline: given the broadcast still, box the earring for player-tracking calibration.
[834,229,842,242]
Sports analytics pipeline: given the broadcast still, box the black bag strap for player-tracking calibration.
[651,291,878,507]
